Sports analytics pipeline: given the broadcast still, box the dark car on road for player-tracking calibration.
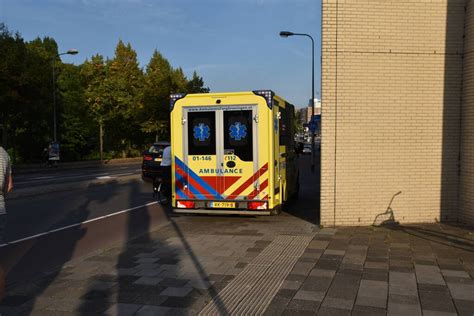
[302,144,312,155]
[141,141,170,182]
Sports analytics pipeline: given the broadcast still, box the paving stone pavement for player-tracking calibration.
[0,216,473,316]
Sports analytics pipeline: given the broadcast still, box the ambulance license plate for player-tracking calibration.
[210,201,235,208]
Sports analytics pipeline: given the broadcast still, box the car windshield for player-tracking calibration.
[148,145,165,154]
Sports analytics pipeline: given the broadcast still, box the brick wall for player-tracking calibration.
[460,0,474,225]
[321,0,465,226]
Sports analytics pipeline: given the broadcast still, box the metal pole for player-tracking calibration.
[52,51,70,143]
[310,35,315,173]
[52,58,57,142]
[288,33,315,172]
[280,32,316,172]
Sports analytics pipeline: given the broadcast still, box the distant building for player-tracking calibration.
[297,108,308,125]
[306,98,321,122]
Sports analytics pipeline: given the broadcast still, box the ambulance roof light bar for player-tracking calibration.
[170,93,187,111]
[252,90,275,109]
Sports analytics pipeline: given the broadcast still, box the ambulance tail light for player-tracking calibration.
[248,201,267,210]
[143,155,153,161]
[177,200,195,209]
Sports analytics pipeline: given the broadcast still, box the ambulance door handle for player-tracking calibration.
[221,163,224,167]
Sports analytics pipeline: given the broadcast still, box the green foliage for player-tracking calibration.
[0,24,211,162]
[0,23,26,150]
[140,51,209,142]
[294,110,304,134]
[82,54,109,124]
[107,40,144,121]
[58,63,95,160]
[186,71,210,93]
[0,24,60,161]
[141,50,173,141]
[105,40,145,157]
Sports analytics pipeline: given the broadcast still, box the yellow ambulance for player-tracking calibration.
[170,90,299,215]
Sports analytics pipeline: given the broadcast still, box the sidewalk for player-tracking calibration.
[0,212,473,315]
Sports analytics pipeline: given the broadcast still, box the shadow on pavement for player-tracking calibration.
[0,180,121,314]
[372,191,402,226]
[76,181,178,315]
[164,211,230,315]
[386,223,474,253]
[77,180,156,315]
[283,154,320,225]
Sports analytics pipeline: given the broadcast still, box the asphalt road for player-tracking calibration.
[0,154,320,287]
[4,154,320,244]
[4,175,155,243]
[13,163,141,189]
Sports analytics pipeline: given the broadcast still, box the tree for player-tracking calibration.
[105,40,144,157]
[294,110,304,135]
[142,50,174,142]
[0,23,213,162]
[0,23,26,153]
[171,67,188,93]
[82,54,110,162]
[186,71,210,93]
[19,36,58,161]
[141,56,211,143]
[57,63,95,160]
[0,26,62,162]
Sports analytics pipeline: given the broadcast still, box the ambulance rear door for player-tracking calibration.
[180,105,259,206]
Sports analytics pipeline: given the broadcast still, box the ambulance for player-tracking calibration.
[169,90,299,215]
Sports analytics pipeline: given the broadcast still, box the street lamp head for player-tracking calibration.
[66,49,79,55]
[279,31,294,38]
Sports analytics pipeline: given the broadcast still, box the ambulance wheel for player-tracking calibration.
[271,205,282,216]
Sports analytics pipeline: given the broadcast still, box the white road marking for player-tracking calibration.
[0,201,158,247]
[30,176,55,180]
[16,170,138,185]
[16,173,110,184]
[96,173,134,179]
[109,172,134,177]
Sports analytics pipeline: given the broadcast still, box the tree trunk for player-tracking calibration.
[2,124,7,149]
[121,139,126,158]
[99,122,104,164]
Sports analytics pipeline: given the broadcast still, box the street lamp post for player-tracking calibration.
[52,49,78,142]
[279,31,316,173]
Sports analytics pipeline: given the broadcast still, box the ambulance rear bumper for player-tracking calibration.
[173,199,270,213]
[172,208,271,216]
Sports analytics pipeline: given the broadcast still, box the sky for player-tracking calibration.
[1,0,321,108]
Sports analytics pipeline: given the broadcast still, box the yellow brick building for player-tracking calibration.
[321,0,473,225]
